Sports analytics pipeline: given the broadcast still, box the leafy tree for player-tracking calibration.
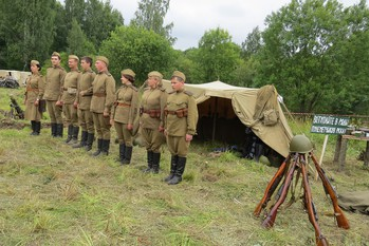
[84,0,124,47]
[195,28,241,83]
[131,0,175,44]
[99,26,175,83]
[241,27,262,59]
[255,0,346,113]
[67,19,96,57]
[0,0,57,70]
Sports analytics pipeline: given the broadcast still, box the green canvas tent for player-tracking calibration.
[161,80,293,158]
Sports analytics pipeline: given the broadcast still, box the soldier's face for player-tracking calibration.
[68,59,78,69]
[171,77,184,91]
[51,56,60,66]
[95,60,106,72]
[30,64,38,73]
[148,76,159,88]
[121,75,129,84]
[80,60,90,71]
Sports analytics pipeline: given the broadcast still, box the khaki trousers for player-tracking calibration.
[46,100,63,124]
[141,128,166,153]
[166,135,190,157]
[92,113,111,140]
[63,103,78,127]
[78,109,94,133]
[114,122,133,147]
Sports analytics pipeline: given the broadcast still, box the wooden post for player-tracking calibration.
[333,135,342,165]
[316,134,329,180]
[338,137,348,171]
[364,141,369,167]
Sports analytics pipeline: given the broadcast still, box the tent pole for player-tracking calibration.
[212,97,218,142]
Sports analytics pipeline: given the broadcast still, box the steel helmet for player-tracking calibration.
[289,134,314,153]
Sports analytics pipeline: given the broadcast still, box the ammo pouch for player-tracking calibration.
[67,88,77,95]
[261,109,279,126]
[164,108,188,118]
[176,108,188,118]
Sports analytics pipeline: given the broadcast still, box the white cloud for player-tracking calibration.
[84,0,360,50]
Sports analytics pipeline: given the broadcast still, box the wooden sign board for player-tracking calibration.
[311,115,349,135]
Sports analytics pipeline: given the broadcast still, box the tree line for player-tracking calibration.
[1,0,368,114]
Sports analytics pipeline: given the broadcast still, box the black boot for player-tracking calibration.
[34,121,41,136]
[30,121,36,135]
[168,156,186,185]
[121,146,133,165]
[73,130,87,148]
[65,125,73,143]
[91,139,103,156]
[118,144,126,164]
[143,150,153,173]
[51,123,57,137]
[85,132,94,151]
[164,155,178,182]
[101,139,110,156]
[69,126,79,145]
[151,152,161,174]
[56,123,63,138]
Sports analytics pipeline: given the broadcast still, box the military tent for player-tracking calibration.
[161,80,293,158]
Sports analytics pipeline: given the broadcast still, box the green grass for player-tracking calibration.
[0,88,369,245]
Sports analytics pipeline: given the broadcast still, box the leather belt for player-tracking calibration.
[93,93,106,97]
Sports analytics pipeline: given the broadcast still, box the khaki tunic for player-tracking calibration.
[62,70,80,126]
[89,71,115,140]
[24,73,44,121]
[112,84,138,146]
[112,84,138,124]
[44,65,66,101]
[140,87,167,152]
[165,89,199,157]
[76,69,96,132]
[90,71,116,114]
[61,70,80,104]
[76,69,96,110]
[44,65,66,123]
[165,90,198,137]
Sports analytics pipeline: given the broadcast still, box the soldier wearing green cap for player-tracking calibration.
[44,52,66,137]
[164,71,198,185]
[61,55,81,145]
[88,56,116,157]
[110,69,138,165]
[73,56,96,151]
[139,71,167,173]
[24,60,44,135]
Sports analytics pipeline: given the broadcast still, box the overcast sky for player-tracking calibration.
[110,0,358,50]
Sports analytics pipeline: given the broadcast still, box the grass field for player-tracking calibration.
[0,88,369,246]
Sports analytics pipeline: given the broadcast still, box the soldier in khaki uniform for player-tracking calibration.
[110,69,138,165]
[61,55,81,145]
[73,57,96,151]
[164,71,198,185]
[139,71,167,173]
[24,60,44,136]
[44,52,66,137]
[89,56,116,156]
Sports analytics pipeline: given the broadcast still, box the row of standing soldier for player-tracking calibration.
[24,52,198,185]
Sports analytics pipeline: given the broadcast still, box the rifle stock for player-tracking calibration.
[253,154,290,217]
[311,155,350,230]
[300,156,329,246]
[261,155,298,228]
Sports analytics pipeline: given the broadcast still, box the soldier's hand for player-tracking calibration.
[127,124,133,130]
[73,102,78,109]
[164,129,168,136]
[34,100,39,106]
[158,126,164,132]
[56,100,63,106]
[80,91,85,96]
[103,111,110,117]
[185,134,193,142]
